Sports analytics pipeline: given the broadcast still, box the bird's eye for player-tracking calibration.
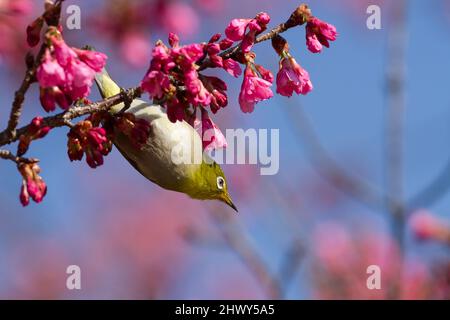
[217,176,225,190]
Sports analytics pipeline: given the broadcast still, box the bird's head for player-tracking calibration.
[186,161,237,212]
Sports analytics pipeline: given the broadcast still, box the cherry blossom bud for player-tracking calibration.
[39,87,57,112]
[223,59,242,78]
[141,70,171,99]
[409,210,450,244]
[255,64,274,83]
[306,17,337,53]
[209,33,222,43]
[67,120,112,168]
[256,12,270,26]
[37,49,66,87]
[219,38,234,50]
[166,97,186,123]
[196,108,227,151]
[271,35,289,56]
[36,33,107,110]
[276,56,313,97]
[20,182,30,206]
[72,48,108,72]
[201,75,228,113]
[287,4,311,26]
[18,117,51,156]
[206,43,221,56]
[239,64,273,113]
[114,113,151,150]
[225,18,252,41]
[18,162,47,206]
[26,16,44,47]
[168,32,180,47]
[184,69,212,107]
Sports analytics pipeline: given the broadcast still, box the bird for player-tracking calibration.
[95,69,237,212]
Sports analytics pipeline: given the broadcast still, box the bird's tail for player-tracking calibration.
[94,68,122,114]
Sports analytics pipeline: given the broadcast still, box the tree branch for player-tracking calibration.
[209,207,282,299]
[283,98,400,212]
[407,158,450,210]
[0,87,142,147]
[385,0,407,252]
[2,0,63,143]
[198,4,309,71]
[0,149,37,164]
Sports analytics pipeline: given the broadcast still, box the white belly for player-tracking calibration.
[114,100,203,191]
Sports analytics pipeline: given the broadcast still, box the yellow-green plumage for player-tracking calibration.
[95,70,237,211]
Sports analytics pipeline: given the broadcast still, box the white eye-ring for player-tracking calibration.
[217,176,225,190]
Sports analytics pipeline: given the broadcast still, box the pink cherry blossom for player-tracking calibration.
[36,34,107,111]
[219,38,234,50]
[168,32,180,48]
[226,13,270,53]
[67,120,112,169]
[239,65,273,113]
[52,37,77,67]
[276,56,313,97]
[18,162,47,206]
[195,0,224,14]
[197,108,227,151]
[36,49,66,87]
[26,16,43,47]
[256,12,271,25]
[66,60,96,100]
[17,117,51,157]
[255,64,274,83]
[72,48,108,72]
[225,18,252,41]
[241,20,262,53]
[176,43,205,65]
[141,70,171,100]
[201,75,228,113]
[160,2,199,37]
[119,33,153,68]
[166,98,186,123]
[409,210,450,243]
[150,44,175,72]
[39,87,70,112]
[206,43,223,67]
[223,59,242,77]
[184,69,212,107]
[306,17,337,53]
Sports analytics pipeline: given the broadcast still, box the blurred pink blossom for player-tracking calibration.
[409,210,450,244]
[120,33,152,68]
[195,0,224,14]
[0,0,34,68]
[157,1,199,38]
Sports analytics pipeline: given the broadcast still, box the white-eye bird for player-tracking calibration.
[95,70,237,211]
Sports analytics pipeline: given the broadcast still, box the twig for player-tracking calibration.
[4,65,36,142]
[0,149,37,164]
[2,1,63,143]
[407,158,450,211]
[0,87,142,147]
[283,98,399,212]
[385,0,407,251]
[385,0,408,299]
[209,207,282,299]
[278,239,305,296]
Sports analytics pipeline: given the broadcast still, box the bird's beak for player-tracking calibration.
[221,193,238,213]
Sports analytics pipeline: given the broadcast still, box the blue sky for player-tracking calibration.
[0,0,449,299]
